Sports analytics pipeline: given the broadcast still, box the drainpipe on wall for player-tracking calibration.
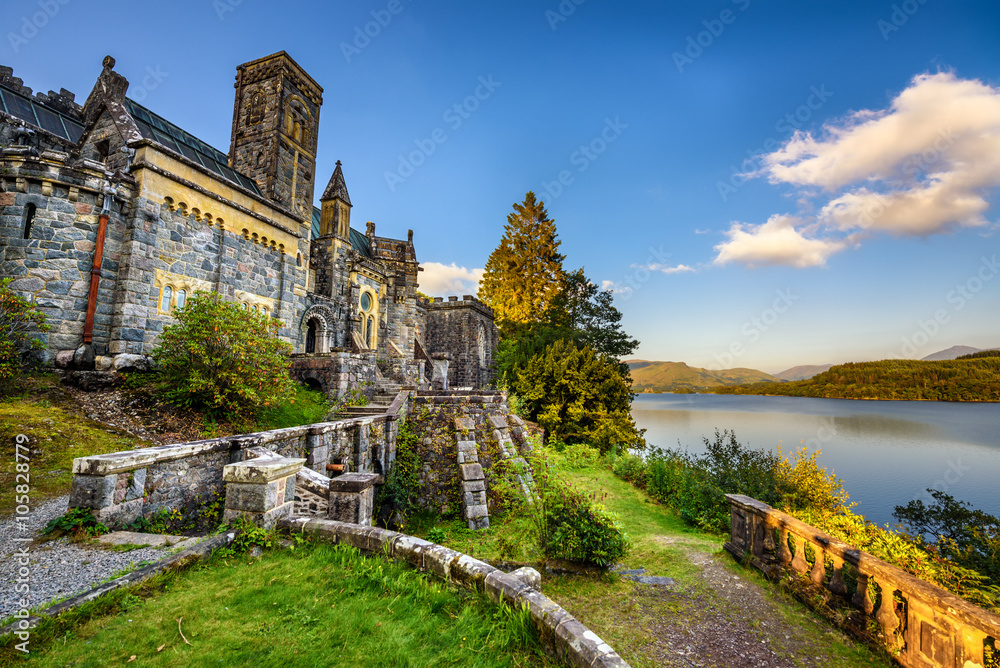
[75,180,116,370]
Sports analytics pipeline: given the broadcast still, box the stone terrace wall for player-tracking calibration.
[70,392,409,527]
[407,391,511,516]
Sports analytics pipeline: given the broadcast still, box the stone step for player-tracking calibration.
[336,405,389,418]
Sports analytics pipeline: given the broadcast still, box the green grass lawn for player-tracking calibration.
[4,541,555,667]
[411,450,892,668]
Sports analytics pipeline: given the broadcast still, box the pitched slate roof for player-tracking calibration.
[0,83,84,143]
[125,99,262,196]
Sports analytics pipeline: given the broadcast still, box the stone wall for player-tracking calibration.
[407,391,511,516]
[69,395,407,527]
[0,149,122,358]
[422,296,499,389]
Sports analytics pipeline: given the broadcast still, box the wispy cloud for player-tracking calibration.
[419,262,484,296]
[694,228,711,235]
[638,262,696,274]
[715,72,1000,267]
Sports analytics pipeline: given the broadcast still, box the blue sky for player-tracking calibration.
[4,0,999,373]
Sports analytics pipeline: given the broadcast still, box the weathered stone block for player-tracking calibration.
[69,473,117,509]
[510,566,542,591]
[460,463,484,481]
[225,480,281,512]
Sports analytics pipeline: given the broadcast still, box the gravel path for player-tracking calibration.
[0,496,165,621]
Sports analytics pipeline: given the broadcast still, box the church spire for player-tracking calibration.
[321,160,352,205]
[319,160,352,238]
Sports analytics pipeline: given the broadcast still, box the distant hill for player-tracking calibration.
[773,364,833,381]
[712,358,1000,402]
[627,360,780,393]
[922,346,998,361]
[922,346,984,361]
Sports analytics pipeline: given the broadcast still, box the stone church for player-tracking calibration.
[0,52,497,396]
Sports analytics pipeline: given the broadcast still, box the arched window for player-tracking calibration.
[366,316,374,349]
[306,320,317,354]
[175,289,186,310]
[477,322,486,366]
[160,286,172,312]
[23,203,36,239]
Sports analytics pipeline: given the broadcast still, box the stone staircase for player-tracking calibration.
[454,417,490,530]
[489,415,535,502]
[335,404,389,419]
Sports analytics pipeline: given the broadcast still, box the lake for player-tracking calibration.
[630,393,1000,528]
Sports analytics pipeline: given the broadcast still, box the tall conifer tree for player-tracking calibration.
[480,192,566,335]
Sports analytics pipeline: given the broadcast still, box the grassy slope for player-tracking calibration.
[0,376,149,515]
[629,361,780,393]
[8,542,553,667]
[419,456,887,668]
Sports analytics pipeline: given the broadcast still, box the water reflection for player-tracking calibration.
[631,394,1000,527]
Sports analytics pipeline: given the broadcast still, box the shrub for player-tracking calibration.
[0,277,49,383]
[529,452,630,568]
[42,507,109,538]
[152,292,294,421]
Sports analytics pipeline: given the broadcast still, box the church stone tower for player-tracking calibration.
[229,52,322,219]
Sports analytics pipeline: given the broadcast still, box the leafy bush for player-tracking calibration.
[611,430,847,533]
[0,277,49,383]
[798,505,1000,612]
[152,292,294,421]
[529,452,630,568]
[42,507,108,538]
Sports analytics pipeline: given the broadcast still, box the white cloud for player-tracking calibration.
[419,262,484,297]
[694,228,711,235]
[716,72,1000,267]
[714,215,846,268]
[601,280,633,297]
[638,262,696,274]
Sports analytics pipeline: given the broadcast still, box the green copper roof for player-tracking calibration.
[310,206,370,258]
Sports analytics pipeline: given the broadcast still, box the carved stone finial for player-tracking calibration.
[102,55,116,71]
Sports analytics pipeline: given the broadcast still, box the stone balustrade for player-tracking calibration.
[69,391,410,527]
[725,494,1000,668]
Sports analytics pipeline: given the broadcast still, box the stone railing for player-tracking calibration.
[725,494,1000,668]
[69,391,411,527]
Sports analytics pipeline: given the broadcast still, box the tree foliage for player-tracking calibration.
[515,339,644,454]
[894,489,1000,587]
[479,192,566,336]
[0,277,49,382]
[153,292,294,421]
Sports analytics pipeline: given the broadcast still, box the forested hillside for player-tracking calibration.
[629,360,779,393]
[712,358,1000,401]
